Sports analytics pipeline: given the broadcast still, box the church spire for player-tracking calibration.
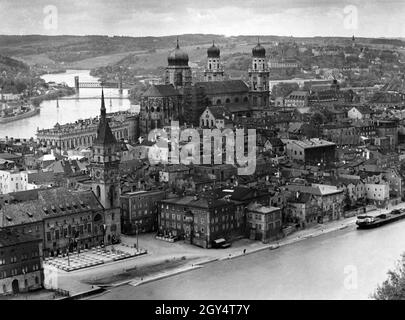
[100,88,106,121]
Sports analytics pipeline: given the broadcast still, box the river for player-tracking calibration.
[93,220,405,300]
[0,70,136,139]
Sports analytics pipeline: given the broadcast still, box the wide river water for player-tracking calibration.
[0,70,136,139]
[94,220,405,300]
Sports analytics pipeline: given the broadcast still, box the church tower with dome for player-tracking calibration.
[164,38,192,92]
[248,38,270,109]
[204,41,224,82]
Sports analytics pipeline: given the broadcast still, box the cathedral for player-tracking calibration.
[139,38,271,137]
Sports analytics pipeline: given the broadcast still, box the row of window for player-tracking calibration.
[0,264,40,279]
[46,223,103,241]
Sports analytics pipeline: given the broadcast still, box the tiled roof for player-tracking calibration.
[0,187,102,228]
[0,230,41,248]
[194,80,249,95]
[142,85,180,97]
[206,106,232,119]
[161,195,229,209]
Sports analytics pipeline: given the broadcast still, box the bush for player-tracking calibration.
[372,253,405,300]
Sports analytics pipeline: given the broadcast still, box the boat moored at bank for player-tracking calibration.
[356,208,405,229]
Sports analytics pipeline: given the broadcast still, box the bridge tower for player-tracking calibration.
[74,76,80,92]
[118,75,123,94]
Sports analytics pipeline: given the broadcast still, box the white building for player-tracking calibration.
[365,183,389,203]
[0,170,32,194]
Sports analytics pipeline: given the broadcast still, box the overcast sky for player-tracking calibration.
[0,0,404,38]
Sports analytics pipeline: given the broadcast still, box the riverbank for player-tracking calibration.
[82,216,358,300]
[30,87,76,106]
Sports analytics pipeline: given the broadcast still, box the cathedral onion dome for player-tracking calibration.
[252,38,266,58]
[168,38,189,66]
[207,41,220,58]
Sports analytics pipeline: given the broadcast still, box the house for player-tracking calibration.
[0,187,120,257]
[286,191,321,227]
[199,105,233,129]
[159,164,191,183]
[283,138,336,165]
[348,106,374,120]
[158,195,245,248]
[284,91,309,108]
[264,137,285,155]
[284,184,344,222]
[246,202,282,243]
[0,230,43,295]
[120,190,166,235]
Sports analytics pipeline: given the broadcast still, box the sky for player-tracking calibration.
[0,0,404,38]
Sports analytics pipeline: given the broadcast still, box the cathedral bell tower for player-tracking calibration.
[165,38,192,92]
[248,38,270,109]
[204,41,224,81]
[90,90,120,210]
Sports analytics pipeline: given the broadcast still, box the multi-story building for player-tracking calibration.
[0,230,43,295]
[0,170,31,194]
[158,195,245,248]
[36,111,138,150]
[365,182,389,205]
[120,190,166,235]
[284,184,344,222]
[283,138,336,165]
[246,202,282,242]
[322,123,360,146]
[0,187,118,257]
[347,106,374,120]
[283,91,309,108]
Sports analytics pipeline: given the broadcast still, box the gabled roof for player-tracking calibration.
[206,105,232,119]
[142,84,180,97]
[351,105,373,114]
[194,80,249,95]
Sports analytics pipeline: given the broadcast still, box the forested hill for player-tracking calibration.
[0,54,30,75]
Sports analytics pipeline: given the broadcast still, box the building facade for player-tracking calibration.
[36,111,138,150]
[0,230,43,295]
[158,196,245,248]
[120,190,166,235]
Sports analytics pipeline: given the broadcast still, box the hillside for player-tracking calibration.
[3,34,403,72]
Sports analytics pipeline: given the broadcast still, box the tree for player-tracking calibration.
[372,253,405,300]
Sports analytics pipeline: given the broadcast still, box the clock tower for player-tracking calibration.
[90,90,120,210]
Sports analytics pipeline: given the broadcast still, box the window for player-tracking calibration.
[46,232,51,241]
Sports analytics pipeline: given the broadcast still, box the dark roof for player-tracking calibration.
[288,192,313,204]
[142,84,180,97]
[267,137,284,147]
[0,187,102,228]
[207,106,232,119]
[0,153,21,160]
[352,105,373,114]
[225,104,252,113]
[160,195,230,209]
[168,39,189,66]
[0,230,41,248]
[207,42,220,58]
[27,171,56,185]
[93,120,117,145]
[194,80,249,95]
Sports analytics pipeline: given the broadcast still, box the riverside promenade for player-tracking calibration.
[49,202,405,299]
